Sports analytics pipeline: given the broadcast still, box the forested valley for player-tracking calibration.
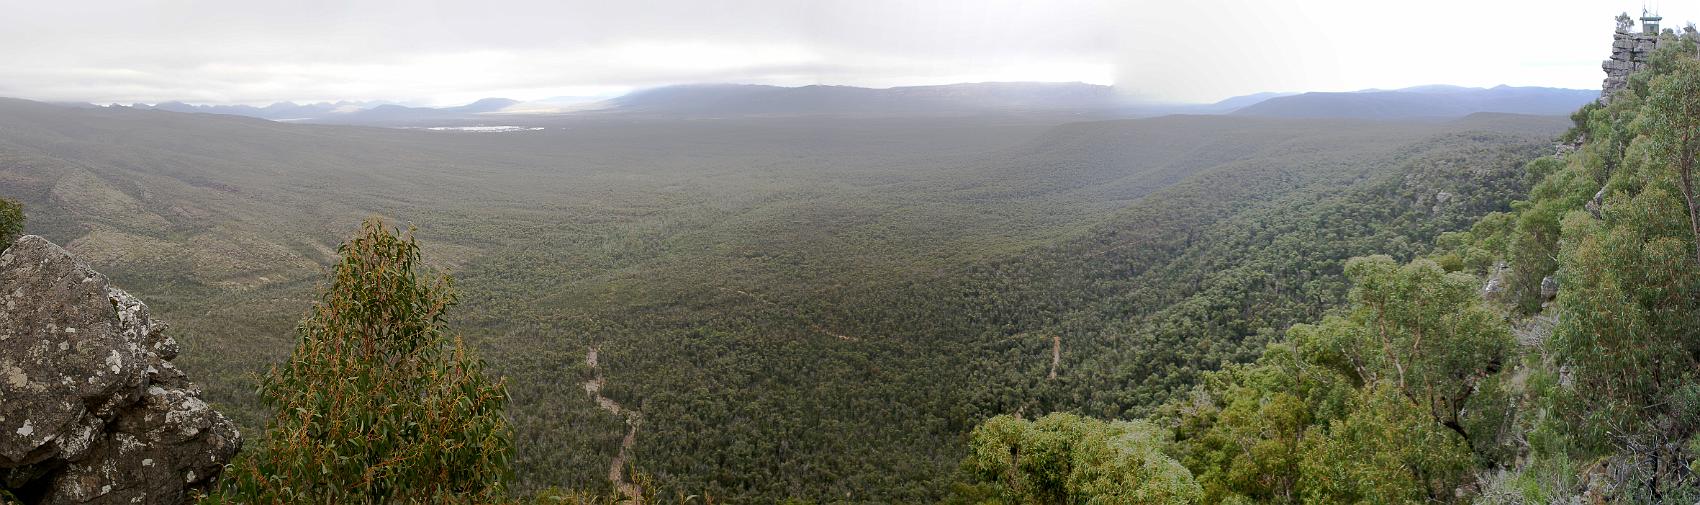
[433,114,1567,501]
[2,35,1696,505]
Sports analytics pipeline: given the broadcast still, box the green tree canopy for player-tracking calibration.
[1293,255,1511,443]
[1542,50,1700,499]
[210,219,513,503]
[1160,255,1510,504]
[0,197,21,250]
[958,413,1202,505]
[1639,56,1700,266]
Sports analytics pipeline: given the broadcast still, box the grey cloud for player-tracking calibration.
[0,0,1681,105]
[0,0,1115,105]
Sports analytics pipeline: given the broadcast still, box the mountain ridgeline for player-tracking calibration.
[1233,85,1600,119]
[119,82,1597,125]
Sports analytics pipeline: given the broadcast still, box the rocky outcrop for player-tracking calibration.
[1601,26,1663,102]
[1482,260,1509,302]
[1540,275,1559,302]
[0,236,239,505]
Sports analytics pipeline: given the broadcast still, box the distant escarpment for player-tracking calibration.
[0,236,239,505]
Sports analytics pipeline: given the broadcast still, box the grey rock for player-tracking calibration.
[1432,191,1454,214]
[1483,261,1509,301]
[1587,186,1607,219]
[0,236,239,505]
[1541,276,1559,301]
[1600,28,1666,103]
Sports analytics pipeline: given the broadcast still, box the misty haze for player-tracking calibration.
[1,1,1698,504]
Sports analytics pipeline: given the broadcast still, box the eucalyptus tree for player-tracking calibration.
[209,220,513,504]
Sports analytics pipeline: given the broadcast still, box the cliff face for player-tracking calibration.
[1602,28,1663,101]
[0,236,239,505]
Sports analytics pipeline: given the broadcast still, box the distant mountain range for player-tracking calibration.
[133,98,519,125]
[594,82,1138,117]
[111,82,1596,126]
[308,98,520,125]
[1232,85,1598,119]
[138,100,379,121]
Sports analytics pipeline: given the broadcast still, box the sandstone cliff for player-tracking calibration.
[1601,27,1663,102]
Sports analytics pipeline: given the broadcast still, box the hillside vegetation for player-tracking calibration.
[0,94,1569,501]
[955,33,1700,504]
[443,114,1562,501]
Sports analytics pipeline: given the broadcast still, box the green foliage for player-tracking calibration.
[1415,35,1700,502]
[1540,53,1700,499]
[0,197,20,250]
[1498,154,1596,313]
[957,413,1201,504]
[1296,384,1472,503]
[8,31,1692,502]
[1640,56,1700,267]
[0,95,1563,501]
[1295,256,1511,446]
[1626,34,1700,100]
[1559,102,1600,144]
[526,473,717,505]
[942,129,1547,429]
[1153,255,1504,503]
[208,219,513,504]
[466,117,1551,501]
[961,253,1515,502]
[1163,347,1344,504]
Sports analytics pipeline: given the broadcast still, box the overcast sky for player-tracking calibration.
[0,0,1688,106]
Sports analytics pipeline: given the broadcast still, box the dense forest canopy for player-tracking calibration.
[0,97,1571,501]
[0,106,1576,501]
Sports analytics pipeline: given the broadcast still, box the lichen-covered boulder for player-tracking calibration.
[0,236,239,504]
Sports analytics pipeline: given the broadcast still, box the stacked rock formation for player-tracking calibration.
[1601,22,1663,102]
[0,236,239,505]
